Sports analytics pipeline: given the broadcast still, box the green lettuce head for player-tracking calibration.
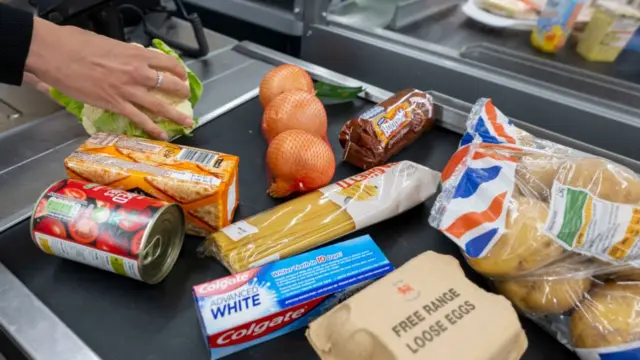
[50,39,203,139]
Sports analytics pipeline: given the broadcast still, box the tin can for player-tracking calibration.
[30,179,185,284]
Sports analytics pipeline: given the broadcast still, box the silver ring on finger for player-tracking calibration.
[153,71,163,90]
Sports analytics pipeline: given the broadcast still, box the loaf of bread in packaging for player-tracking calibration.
[306,251,527,360]
[65,133,239,236]
[339,89,435,170]
[202,161,440,273]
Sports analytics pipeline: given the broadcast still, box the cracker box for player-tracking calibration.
[65,133,239,236]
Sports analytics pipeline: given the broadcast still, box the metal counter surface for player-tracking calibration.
[0,97,576,360]
[185,0,303,36]
[396,3,640,85]
[302,24,640,163]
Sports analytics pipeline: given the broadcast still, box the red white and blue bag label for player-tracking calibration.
[436,146,517,258]
[430,98,524,258]
[193,234,394,359]
[576,341,640,360]
[459,98,519,148]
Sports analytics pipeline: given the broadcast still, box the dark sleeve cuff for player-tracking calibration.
[0,4,34,86]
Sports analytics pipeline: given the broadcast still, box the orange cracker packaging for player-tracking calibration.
[64,133,239,236]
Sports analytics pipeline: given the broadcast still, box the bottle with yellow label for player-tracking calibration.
[531,0,585,53]
[577,1,640,62]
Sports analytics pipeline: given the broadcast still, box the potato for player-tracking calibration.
[556,158,640,204]
[496,275,592,315]
[570,282,640,348]
[465,196,564,278]
[609,266,640,281]
[515,155,565,201]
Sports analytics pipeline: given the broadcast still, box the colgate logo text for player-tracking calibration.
[216,307,306,345]
[196,270,257,296]
[209,297,326,348]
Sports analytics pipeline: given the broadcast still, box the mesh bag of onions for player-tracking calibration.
[429,98,640,359]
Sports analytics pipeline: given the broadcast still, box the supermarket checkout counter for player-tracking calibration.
[2,17,640,360]
[181,0,640,160]
[395,2,640,84]
[292,0,640,164]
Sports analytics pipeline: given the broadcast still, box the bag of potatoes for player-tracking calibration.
[430,98,640,359]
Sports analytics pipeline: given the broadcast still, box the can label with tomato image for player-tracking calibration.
[31,179,185,284]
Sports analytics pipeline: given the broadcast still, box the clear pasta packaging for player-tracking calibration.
[201,160,440,273]
[430,98,640,359]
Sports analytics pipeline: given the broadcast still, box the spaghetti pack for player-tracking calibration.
[201,160,440,273]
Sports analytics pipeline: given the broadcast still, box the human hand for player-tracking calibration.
[23,72,50,94]
[25,18,193,140]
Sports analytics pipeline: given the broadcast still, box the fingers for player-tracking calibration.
[136,67,190,99]
[144,50,187,81]
[159,73,191,99]
[119,103,168,140]
[129,90,194,128]
[145,68,190,99]
[23,72,51,95]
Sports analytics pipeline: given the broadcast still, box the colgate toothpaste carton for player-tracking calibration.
[193,235,394,359]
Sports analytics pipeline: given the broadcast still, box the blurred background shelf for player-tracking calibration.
[185,0,303,35]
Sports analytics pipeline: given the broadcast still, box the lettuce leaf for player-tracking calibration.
[92,112,129,134]
[50,88,84,119]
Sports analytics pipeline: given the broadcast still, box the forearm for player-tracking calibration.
[25,17,60,79]
[0,4,35,86]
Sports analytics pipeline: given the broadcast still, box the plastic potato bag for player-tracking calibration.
[430,98,640,358]
[201,161,440,273]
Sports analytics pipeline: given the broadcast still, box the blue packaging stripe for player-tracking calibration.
[452,165,502,200]
[601,351,640,360]
[281,263,394,306]
[465,228,499,258]
[473,116,501,144]
[258,235,391,306]
[460,132,474,147]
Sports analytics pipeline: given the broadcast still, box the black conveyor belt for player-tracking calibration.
[0,98,577,360]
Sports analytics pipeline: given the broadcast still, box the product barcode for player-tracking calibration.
[176,148,218,166]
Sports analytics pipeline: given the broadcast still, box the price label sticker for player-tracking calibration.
[222,221,259,241]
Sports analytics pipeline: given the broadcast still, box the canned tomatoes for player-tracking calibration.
[31,179,185,284]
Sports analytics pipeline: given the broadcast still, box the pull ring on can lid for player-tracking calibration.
[141,235,163,266]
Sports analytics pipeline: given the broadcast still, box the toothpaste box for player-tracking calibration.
[193,235,394,359]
